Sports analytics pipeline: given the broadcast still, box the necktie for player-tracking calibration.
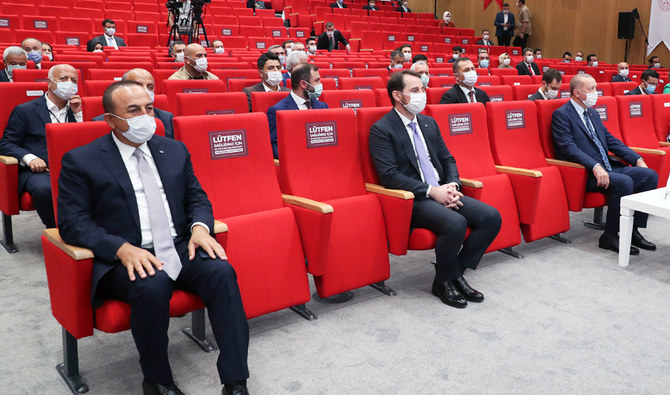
[304,99,312,109]
[132,148,182,280]
[529,63,535,76]
[330,35,335,50]
[409,121,438,187]
[583,110,612,172]
[468,90,475,103]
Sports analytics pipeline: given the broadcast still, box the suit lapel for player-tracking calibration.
[100,134,142,232]
[389,110,421,174]
[35,96,51,126]
[567,103,605,147]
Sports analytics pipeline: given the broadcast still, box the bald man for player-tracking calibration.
[168,43,219,80]
[21,37,44,69]
[0,64,82,228]
[612,62,632,83]
[93,68,175,139]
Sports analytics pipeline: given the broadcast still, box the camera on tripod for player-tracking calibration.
[166,0,211,46]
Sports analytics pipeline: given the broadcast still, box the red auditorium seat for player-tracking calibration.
[319,89,377,111]
[475,75,501,86]
[424,103,522,254]
[427,76,456,88]
[250,91,290,113]
[81,95,170,121]
[54,32,89,47]
[611,81,639,96]
[58,17,94,34]
[489,68,518,76]
[173,113,315,320]
[352,68,389,78]
[512,84,542,100]
[500,75,533,85]
[228,79,261,92]
[486,100,571,242]
[175,92,249,116]
[276,108,400,298]
[13,69,82,84]
[478,85,514,102]
[374,88,392,106]
[126,34,159,47]
[102,62,154,71]
[14,29,54,44]
[212,69,261,90]
[337,77,385,90]
[162,79,227,115]
[426,87,449,104]
[40,5,71,18]
[650,94,670,143]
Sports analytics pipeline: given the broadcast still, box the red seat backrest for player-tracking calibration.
[611,81,639,96]
[650,94,670,142]
[512,84,541,100]
[615,95,658,148]
[352,68,389,78]
[535,98,570,158]
[428,76,455,88]
[591,96,624,141]
[490,68,518,76]
[250,91,290,113]
[476,75,501,86]
[228,79,260,92]
[175,92,249,116]
[162,80,228,116]
[374,88,392,106]
[478,85,513,102]
[337,77,385,90]
[500,75,533,86]
[426,87,449,104]
[597,82,612,97]
[0,82,48,137]
[355,107,393,184]
[84,80,115,97]
[486,100,547,168]
[173,113,284,218]
[277,108,367,201]
[319,89,377,111]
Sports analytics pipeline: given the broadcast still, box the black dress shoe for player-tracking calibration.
[598,233,639,255]
[223,381,249,395]
[632,229,656,251]
[431,278,467,308]
[142,381,185,395]
[453,276,484,303]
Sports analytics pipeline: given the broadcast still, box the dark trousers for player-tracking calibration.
[497,32,512,47]
[517,34,528,50]
[586,165,658,235]
[22,171,55,228]
[411,195,501,283]
[99,239,249,385]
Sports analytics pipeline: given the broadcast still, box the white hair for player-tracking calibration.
[410,61,428,72]
[3,46,27,62]
[286,51,308,71]
[47,63,75,80]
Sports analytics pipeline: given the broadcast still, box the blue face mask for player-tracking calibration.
[27,50,42,64]
[306,81,323,100]
[645,83,657,95]
[479,59,489,68]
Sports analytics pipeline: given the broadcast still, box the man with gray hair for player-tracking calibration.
[410,60,430,87]
[552,74,658,255]
[267,45,286,69]
[388,50,404,71]
[0,46,28,82]
[282,49,309,86]
[0,64,82,228]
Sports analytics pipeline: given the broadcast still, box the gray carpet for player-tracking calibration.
[2,209,670,394]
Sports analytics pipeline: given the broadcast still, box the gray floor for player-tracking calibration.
[2,208,670,394]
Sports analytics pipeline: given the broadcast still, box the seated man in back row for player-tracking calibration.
[0,64,82,229]
[552,74,658,255]
[440,58,490,104]
[242,53,289,112]
[168,43,219,80]
[625,69,659,96]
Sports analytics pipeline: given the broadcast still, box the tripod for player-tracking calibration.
[167,5,182,46]
[188,2,209,47]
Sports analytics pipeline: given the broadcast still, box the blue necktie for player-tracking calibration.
[409,121,439,187]
[583,110,612,172]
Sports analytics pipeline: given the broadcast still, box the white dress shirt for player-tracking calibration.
[536,88,548,100]
[458,84,477,103]
[290,90,310,109]
[105,34,118,49]
[503,13,509,30]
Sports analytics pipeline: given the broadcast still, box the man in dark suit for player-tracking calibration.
[440,58,490,104]
[93,68,175,139]
[369,70,501,308]
[516,47,540,76]
[316,22,350,51]
[267,63,328,159]
[86,19,127,52]
[552,74,658,254]
[476,29,494,46]
[242,53,289,112]
[528,68,562,101]
[330,0,347,8]
[612,62,632,83]
[447,46,464,63]
[0,64,82,229]
[0,46,28,82]
[57,81,250,395]
[396,1,411,12]
[494,3,516,47]
[626,69,659,96]
[362,0,378,10]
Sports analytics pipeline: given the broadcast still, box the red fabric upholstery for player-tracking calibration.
[611,81,639,96]
[250,91,290,113]
[374,88,392,106]
[175,92,249,116]
[211,69,260,90]
[650,94,670,142]
[426,87,448,104]
[337,77,385,90]
[13,69,82,84]
[319,89,377,111]
[352,68,389,78]
[486,100,570,241]
[173,113,311,318]
[500,75,533,86]
[512,84,542,100]
[478,85,513,102]
[475,75,501,86]
[162,80,227,117]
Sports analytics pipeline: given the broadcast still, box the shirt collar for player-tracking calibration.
[45,93,68,114]
[458,84,474,96]
[111,131,151,162]
[538,88,547,100]
[394,108,416,127]
[290,90,307,107]
[570,98,587,115]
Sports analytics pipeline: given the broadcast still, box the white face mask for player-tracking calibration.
[145,88,155,102]
[502,58,511,66]
[175,52,184,63]
[214,47,225,54]
[265,70,282,87]
[654,62,661,68]
[461,70,478,87]
[403,52,411,61]
[619,69,629,77]
[111,113,157,144]
[6,64,26,78]
[420,74,429,87]
[45,53,53,61]
[50,79,78,100]
[189,57,208,73]
[399,91,426,115]
[308,45,317,53]
[525,55,534,63]
[545,88,558,99]
[591,61,598,67]
[93,48,104,53]
[575,56,583,62]
[483,34,489,40]
[579,89,598,108]
[392,63,403,69]
[503,10,509,15]
[536,54,542,59]
[306,82,323,100]
[444,16,451,23]
[105,27,116,36]
[452,53,459,59]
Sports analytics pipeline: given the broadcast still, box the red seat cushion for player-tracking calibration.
[19,192,34,211]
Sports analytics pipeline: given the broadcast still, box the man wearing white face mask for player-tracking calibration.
[476,29,494,46]
[306,38,318,55]
[516,47,540,76]
[612,62,632,82]
[626,69,660,96]
[552,74,658,255]
[529,69,562,101]
[410,60,430,88]
[0,46,28,83]
[440,58,490,104]
[316,22,350,52]
[170,41,187,63]
[266,63,328,158]
[370,70,501,309]
[243,52,290,111]
[494,3,516,47]
[211,40,225,54]
[168,43,219,80]
[398,44,412,62]
[58,81,251,395]
[86,19,126,52]
[388,50,405,71]
[396,1,412,13]
[0,64,82,229]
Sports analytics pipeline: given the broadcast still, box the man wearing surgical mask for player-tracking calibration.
[170,41,186,63]
[440,58,490,104]
[168,43,219,80]
[410,60,430,88]
[0,64,82,229]
[369,70,501,309]
[0,46,28,82]
[268,45,287,69]
[306,38,318,55]
[476,29,494,46]
[398,44,412,62]
[21,38,44,69]
[388,50,405,71]
[516,47,540,76]
[612,62,632,82]
[243,52,289,111]
[528,68,562,101]
[552,74,658,255]
[447,46,463,63]
[477,50,490,69]
[86,19,127,52]
[494,3,516,46]
[396,1,412,13]
[329,0,347,8]
[362,0,378,11]
[211,40,225,55]
[266,63,328,158]
[586,53,598,67]
[316,22,350,52]
[626,69,660,96]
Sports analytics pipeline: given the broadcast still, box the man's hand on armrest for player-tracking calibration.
[188,224,227,262]
[592,164,610,189]
[636,158,648,168]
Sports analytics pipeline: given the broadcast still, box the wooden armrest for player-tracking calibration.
[0,155,18,165]
[43,229,94,260]
[359,48,373,52]
[274,159,279,167]
[659,141,670,147]
[282,194,333,214]
[631,147,666,155]
[365,183,414,199]
[495,165,543,177]
[545,158,585,169]
[213,220,228,234]
[460,177,483,188]
[289,12,299,16]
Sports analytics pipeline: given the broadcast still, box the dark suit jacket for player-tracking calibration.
[369,110,460,199]
[516,61,540,76]
[625,87,655,96]
[93,108,175,139]
[611,74,632,83]
[528,90,545,101]
[57,133,214,306]
[552,100,641,172]
[316,30,349,51]
[0,69,10,82]
[86,35,127,52]
[242,82,289,112]
[494,11,516,37]
[362,5,378,10]
[282,71,291,87]
[396,6,412,12]
[0,95,75,192]
[439,85,490,104]
[266,93,328,159]
[476,39,494,46]
[329,2,347,7]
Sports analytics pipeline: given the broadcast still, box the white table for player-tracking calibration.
[619,188,670,267]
